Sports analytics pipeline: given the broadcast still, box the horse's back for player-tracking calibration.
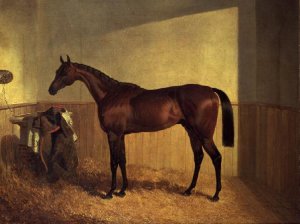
[101,83,219,137]
[129,86,183,132]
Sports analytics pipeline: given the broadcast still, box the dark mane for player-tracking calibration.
[73,63,141,89]
[73,63,119,88]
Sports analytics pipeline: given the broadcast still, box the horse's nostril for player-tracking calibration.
[49,87,56,95]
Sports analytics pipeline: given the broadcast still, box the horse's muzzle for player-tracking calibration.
[48,86,57,95]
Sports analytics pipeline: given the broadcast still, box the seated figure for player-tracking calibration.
[37,107,78,182]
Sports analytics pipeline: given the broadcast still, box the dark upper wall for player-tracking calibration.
[238,0,299,107]
[256,0,298,107]
[238,0,257,102]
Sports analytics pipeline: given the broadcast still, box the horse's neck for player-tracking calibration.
[76,69,111,104]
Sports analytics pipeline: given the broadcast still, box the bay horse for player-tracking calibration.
[48,55,234,201]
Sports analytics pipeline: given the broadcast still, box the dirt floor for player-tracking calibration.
[0,159,299,224]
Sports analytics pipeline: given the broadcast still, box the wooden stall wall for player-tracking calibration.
[298,110,300,210]
[2,101,297,208]
[0,104,37,179]
[38,102,239,177]
[239,104,300,207]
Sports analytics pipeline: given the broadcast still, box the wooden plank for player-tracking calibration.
[273,108,281,192]
[160,128,172,170]
[155,130,165,170]
[10,107,18,164]
[0,102,37,110]
[86,104,95,158]
[237,104,245,177]
[170,125,185,172]
[126,134,135,166]
[279,110,289,193]
[248,104,257,178]
[150,131,158,170]
[8,107,13,163]
[0,110,6,178]
[183,127,195,183]
[232,105,238,176]
[168,127,176,170]
[261,106,269,185]
[266,107,277,189]
[9,108,17,164]
[79,104,88,159]
[256,105,268,184]
[93,104,101,164]
[297,112,300,209]
[141,132,151,169]
[286,110,297,202]
[184,129,192,174]
[75,104,84,160]
[179,126,187,172]
[3,109,10,173]
[239,104,259,183]
[255,105,262,183]
[238,104,254,178]
[70,105,82,160]
[135,133,144,167]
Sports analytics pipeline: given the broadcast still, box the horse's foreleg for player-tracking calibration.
[104,132,120,199]
[203,139,222,202]
[183,128,204,196]
[114,136,128,197]
[103,157,118,199]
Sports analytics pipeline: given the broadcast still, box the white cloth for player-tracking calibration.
[61,109,78,142]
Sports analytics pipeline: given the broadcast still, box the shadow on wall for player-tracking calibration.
[0,135,20,177]
[40,0,238,35]
[94,0,237,34]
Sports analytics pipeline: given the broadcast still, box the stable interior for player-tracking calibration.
[0,0,299,223]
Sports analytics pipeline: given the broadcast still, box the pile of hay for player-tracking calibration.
[0,159,297,223]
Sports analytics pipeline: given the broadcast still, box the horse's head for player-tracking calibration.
[48,55,78,95]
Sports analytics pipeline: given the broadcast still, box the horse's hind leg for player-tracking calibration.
[203,139,222,201]
[183,127,204,196]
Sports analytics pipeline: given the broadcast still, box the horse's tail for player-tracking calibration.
[212,88,234,147]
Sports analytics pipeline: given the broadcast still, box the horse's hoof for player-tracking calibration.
[182,190,192,196]
[114,191,126,198]
[210,195,219,202]
[103,193,113,200]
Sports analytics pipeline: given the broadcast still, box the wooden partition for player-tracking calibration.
[2,102,298,189]
[0,103,37,179]
[37,102,239,177]
[239,103,300,207]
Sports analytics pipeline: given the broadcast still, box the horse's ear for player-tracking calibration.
[66,55,71,64]
[60,56,64,64]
